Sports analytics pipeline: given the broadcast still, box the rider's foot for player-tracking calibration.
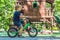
[18,35,21,37]
[18,35,25,38]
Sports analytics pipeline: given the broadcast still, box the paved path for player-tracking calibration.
[0,36,60,40]
[0,31,60,40]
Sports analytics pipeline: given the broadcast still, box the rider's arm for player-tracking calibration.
[20,13,33,19]
[20,13,28,18]
[20,13,25,18]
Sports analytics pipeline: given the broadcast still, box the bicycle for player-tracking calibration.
[7,17,38,38]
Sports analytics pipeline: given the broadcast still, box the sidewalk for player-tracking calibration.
[0,31,60,37]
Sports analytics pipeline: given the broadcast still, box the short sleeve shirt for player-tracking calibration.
[13,11,21,21]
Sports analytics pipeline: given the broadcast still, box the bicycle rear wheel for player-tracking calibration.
[7,28,18,38]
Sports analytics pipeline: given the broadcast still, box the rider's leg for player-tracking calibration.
[18,24,25,37]
[18,24,23,36]
[14,26,18,30]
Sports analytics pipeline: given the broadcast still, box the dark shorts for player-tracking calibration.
[13,21,22,27]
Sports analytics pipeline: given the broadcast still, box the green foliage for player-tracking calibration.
[32,23,42,32]
[32,0,38,8]
[54,15,60,24]
[54,0,60,16]
[46,3,51,8]
[0,0,15,31]
[45,22,51,30]
[0,0,60,31]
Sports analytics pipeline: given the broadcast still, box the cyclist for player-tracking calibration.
[13,4,24,37]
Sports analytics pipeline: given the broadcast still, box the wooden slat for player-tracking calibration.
[22,16,53,18]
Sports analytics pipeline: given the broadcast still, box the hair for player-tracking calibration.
[15,4,22,10]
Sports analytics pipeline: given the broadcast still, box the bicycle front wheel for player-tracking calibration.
[28,27,38,37]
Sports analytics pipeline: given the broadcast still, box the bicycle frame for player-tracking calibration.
[23,22,30,30]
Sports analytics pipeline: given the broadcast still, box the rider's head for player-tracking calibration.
[15,4,22,11]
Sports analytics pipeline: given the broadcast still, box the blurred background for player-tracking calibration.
[0,0,60,36]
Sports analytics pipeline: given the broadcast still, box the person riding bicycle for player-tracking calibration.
[13,4,24,37]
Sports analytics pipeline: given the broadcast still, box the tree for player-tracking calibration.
[0,0,15,31]
[54,0,60,16]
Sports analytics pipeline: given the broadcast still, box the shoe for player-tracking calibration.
[18,35,25,38]
[18,35,21,37]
